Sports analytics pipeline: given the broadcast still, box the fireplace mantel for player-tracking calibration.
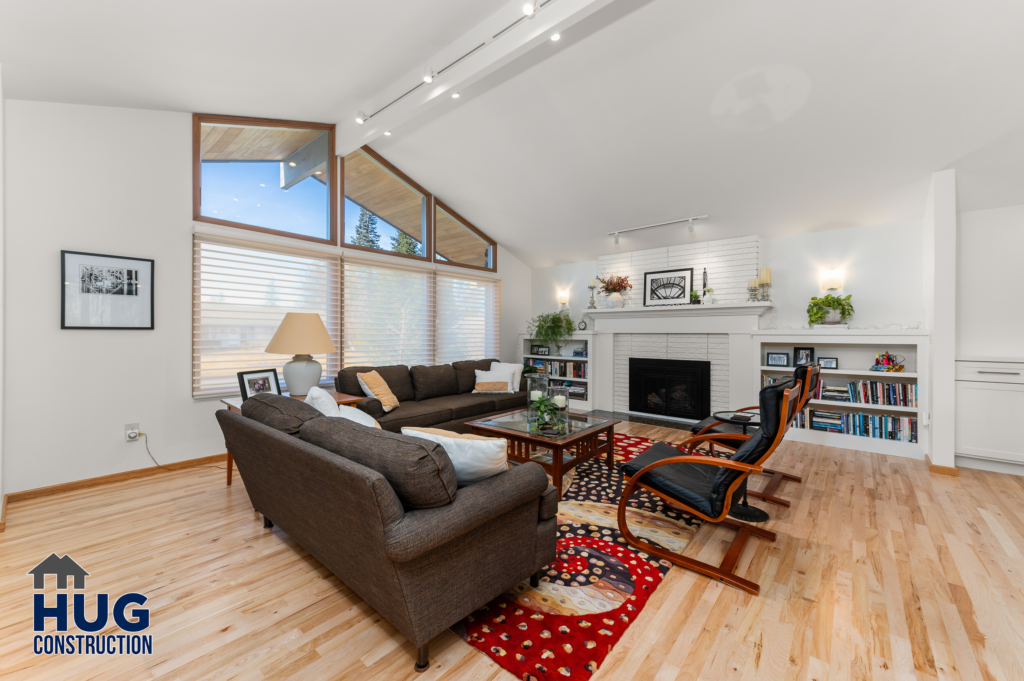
[586,302,773,334]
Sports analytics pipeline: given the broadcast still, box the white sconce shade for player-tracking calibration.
[820,268,843,291]
[557,290,569,305]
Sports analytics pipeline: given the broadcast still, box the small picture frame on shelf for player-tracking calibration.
[238,368,281,401]
[572,348,586,357]
[766,352,790,367]
[794,347,815,366]
[819,357,838,369]
[534,346,550,356]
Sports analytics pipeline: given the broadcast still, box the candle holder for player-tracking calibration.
[587,285,597,310]
[758,282,772,302]
[747,285,760,302]
[526,373,550,433]
[547,386,569,436]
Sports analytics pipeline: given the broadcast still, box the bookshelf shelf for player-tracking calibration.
[807,399,918,414]
[521,332,593,408]
[525,354,589,361]
[760,366,917,378]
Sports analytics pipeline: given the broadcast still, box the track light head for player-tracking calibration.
[423,74,433,83]
[613,233,619,245]
[523,2,536,16]
[355,111,366,125]
[688,220,695,234]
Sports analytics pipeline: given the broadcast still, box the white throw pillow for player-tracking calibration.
[401,428,508,485]
[305,386,381,429]
[473,368,515,394]
[490,362,524,393]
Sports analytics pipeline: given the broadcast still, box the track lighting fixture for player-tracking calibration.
[523,2,537,16]
[688,219,696,234]
[355,111,366,125]
[608,215,709,241]
[614,233,619,245]
[423,70,435,84]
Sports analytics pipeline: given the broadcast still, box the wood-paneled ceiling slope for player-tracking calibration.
[345,150,493,268]
[200,124,328,188]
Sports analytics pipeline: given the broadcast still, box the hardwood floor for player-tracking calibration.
[2,422,1023,680]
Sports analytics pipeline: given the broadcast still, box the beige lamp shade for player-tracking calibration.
[265,313,337,355]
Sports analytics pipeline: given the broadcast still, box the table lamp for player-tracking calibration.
[265,313,337,396]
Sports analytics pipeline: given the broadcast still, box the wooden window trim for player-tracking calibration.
[341,147,434,262]
[193,113,338,246]
[434,198,498,273]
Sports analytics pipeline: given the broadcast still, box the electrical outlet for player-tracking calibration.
[126,423,140,442]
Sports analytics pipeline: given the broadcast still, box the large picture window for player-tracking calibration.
[194,115,336,244]
[192,236,341,397]
[436,272,501,363]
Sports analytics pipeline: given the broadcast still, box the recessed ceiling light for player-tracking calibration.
[452,93,460,99]
[314,171,321,175]
[384,131,392,136]
[551,33,561,41]
[289,162,296,167]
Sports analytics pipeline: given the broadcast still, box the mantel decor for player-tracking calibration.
[61,250,155,330]
[642,268,693,307]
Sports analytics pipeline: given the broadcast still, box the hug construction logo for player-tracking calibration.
[28,553,152,656]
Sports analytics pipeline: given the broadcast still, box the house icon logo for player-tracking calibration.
[28,553,152,656]
[28,553,90,590]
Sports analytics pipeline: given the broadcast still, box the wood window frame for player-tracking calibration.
[192,113,338,246]
[340,146,434,263]
[434,199,498,273]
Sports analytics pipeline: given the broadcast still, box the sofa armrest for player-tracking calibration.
[357,397,385,419]
[539,485,558,521]
[384,462,549,562]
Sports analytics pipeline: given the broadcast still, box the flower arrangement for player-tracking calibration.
[597,275,631,294]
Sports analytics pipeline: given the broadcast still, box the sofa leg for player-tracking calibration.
[415,643,429,672]
[530,571,540,588]
[262,515,273,529]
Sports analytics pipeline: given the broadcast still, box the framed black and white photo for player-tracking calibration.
[766,352,790,367]
[643,268,694,307]
[534,346,550,356]
[819,357,838,369]
[794,347,815,366]
[61,251,154,329]
[237,368,281,401]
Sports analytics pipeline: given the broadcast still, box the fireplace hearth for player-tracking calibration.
[628,357,711,421]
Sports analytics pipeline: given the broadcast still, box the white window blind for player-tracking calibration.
[193,235,341,397]
[343,258,435,368]
[436,272,502,364]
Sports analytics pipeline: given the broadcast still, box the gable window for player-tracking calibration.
[193,115,336,244]
[434,200,496,272]
[343,147,431,261]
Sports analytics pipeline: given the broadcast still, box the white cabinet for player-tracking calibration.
[955,360,1024,464]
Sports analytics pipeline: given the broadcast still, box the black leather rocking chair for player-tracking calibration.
[616,377,802,595]
[684,364,820,508]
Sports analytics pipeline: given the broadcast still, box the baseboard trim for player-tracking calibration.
[925,455,959,477]
[0,454,229,532]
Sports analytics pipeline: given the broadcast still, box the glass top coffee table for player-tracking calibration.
[467,409,620,497]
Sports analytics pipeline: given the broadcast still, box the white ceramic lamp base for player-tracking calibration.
[282,354,322,396]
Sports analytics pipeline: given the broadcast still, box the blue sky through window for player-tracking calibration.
[201,162,328,239]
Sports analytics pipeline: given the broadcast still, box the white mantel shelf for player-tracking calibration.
[586,302,773,319]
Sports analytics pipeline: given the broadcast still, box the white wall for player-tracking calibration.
[957,204,1024,358]
[496,244,532,362]
[531,260,597,323]
[761,220,925,329]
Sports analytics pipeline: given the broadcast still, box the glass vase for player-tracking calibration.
[526,374,549,433]
[547,386,569,436]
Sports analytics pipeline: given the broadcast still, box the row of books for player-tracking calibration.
[763,374,918,409]
[794,408,917,442]
[526,359,587,379]
[550,379,588,401]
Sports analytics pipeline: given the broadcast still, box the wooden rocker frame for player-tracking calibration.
[690,365,820,508]
[616,381,801,595]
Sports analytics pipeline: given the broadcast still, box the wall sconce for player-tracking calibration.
[557,290,569,307]
[820,268,843,291]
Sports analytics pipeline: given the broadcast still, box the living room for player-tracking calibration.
[1,1,1023,679]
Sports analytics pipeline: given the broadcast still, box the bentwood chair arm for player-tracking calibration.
[628,455,764,479]
[695,405,760,436]
[683,431,752,455]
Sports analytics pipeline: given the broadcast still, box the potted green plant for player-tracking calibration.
[690,290,701,305]
[528,310,575,356]
[597,275,631,308]
[703,287,714,304]
[807,294,854,325]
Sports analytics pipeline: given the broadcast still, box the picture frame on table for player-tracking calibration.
[61,250,155,330]
[766,352,790,367]
[642,268,694,307]
[794,347,815,366]
[819,357,838,369]
[238,368,282,401]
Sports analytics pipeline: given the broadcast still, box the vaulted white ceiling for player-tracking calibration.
[3,0,1023,268]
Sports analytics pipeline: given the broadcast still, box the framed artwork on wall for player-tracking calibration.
[61,251,155,329]
[643,268,694,307]
[238,368,281,401]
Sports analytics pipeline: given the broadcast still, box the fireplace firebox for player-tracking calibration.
[628,357,711,421]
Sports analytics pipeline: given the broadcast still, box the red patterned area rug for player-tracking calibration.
[455,433,705,680]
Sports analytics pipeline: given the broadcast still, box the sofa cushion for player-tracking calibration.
[417,394,497,420]
[401,428,508,485]
[241,393,323,435]
[452,358,499,394]
[336,365,415,402]
[410,364,459,401]
[491,391,529,412]
[356,370,400,412]
[376,401,454,431]
[299,417,457,509]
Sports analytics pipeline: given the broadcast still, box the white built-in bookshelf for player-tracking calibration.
[520,332,594,410]
[752,330,929,459]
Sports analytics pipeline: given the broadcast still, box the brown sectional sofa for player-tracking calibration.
[336,358,527,432]
[216,393,557,672]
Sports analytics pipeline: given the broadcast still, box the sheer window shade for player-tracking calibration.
[436,272,501,364]
[343,258,435,368]
[193,236,341,397]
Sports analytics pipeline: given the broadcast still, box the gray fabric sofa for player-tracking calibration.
[215,393,557,672]
[335,359,527,433]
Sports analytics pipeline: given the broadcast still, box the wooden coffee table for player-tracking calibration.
[219,390,363,486]
[467,409,620,498]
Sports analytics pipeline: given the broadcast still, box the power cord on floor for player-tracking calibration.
[139,432,227,472]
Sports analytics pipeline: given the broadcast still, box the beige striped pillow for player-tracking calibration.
[356,370,400,412]
[473,368,515,394]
